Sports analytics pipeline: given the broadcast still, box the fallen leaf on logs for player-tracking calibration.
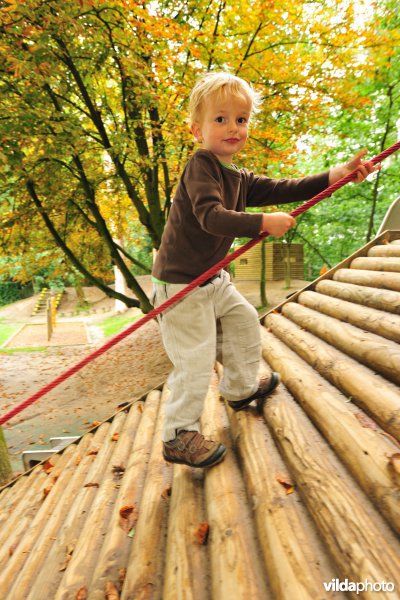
[75,587,88,600]
[119,568,126,587]
[111,433,119,442]
[355,413,378,430]
[87,449,99,456]
[42,460,54,474]
[276,474,295,494]
[60,544,74,572]
[119,504,139,534]
[388,453,400,485]
[105,581,120,600]
[194,522,209,545]
[161,486,171,500]
[112,465,125,479]
[83,482,99,488]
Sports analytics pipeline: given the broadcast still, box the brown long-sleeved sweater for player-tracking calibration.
[152,149,329,283]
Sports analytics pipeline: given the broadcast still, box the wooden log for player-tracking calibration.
[88,390,161,599]
[0,466,46,531]
[163,460,210,600]
[262,388,400,596]
[350,256,400,272]
[11,415,126,600]
[120,388,172,600]
[282,302,400,385]
[369,245,400,257]
[226,376,346,600]
[0,454,68,571]
[333,267,400,291]
[0,431,99,600]
[315,279,400,314]
[265,313,400,440]
[260,327,400,534]
[32,403,143,600]
[297,290,400,343]
[201,375,271,600]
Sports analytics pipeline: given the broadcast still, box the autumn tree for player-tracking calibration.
[0,0,392,309]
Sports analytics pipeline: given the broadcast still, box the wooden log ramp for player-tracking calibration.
[0,374,398,599]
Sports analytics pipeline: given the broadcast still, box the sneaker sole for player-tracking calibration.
[227,372,281,412]
[163,444,227,468]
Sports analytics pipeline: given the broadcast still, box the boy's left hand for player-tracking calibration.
[329,149,380,185]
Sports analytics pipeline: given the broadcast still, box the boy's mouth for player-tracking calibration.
[224,138,240,143]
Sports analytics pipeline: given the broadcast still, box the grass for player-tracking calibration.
[0,321,21,346]
[99,312,141,338]
[0,346,48,354]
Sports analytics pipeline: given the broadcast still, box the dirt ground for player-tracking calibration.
[0,276,309,476]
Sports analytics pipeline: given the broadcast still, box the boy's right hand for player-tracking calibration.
[261,212,296,237]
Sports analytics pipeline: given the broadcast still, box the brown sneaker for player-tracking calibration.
[226,372,280,412]
[163,430,226,468]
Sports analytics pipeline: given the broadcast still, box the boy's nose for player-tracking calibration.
[228,120,238,133]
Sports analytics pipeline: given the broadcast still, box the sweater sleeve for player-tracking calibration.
[184,153,262,238]
[245,170,330,207]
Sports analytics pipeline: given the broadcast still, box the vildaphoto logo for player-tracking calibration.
[324,579,395,594]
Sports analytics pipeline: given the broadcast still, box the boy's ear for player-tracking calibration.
[191,122,202,142]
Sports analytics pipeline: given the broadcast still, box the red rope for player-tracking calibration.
[1,140,399,426]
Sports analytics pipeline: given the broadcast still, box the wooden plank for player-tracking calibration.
[263,389,400,596]
[88,390,162,599]
[120,388,172,600]
[261,328,400,535]
[32,403,142,600]
[265,314,400,440]
[334,268,400,291]
[202,376,271,600]
[0,432,99,599]
[315,280,400,314]
[282,302,400,385]
[351,256,400,272]
[298,290,400,343]
[163,453,210,600]
[369,245,400,257]
[226,380,346,600]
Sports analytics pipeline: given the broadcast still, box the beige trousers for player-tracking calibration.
[153,270,261,441]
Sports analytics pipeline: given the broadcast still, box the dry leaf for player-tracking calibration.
[161,486,171,500]
[355,413,378,430]
[111,433,119,442]
[388,453,400,484]
[137,404,143,413]
[42,460,54,473]
[119,504,139,534]
[112,465,125,479]
[75,587,88,600]
[194,522,209,545]
[119,568,126,587]
[87,449,99,456]
[105,581,120,600]
[83,482,99,488]
[60,545,74,572]
[276,474,295,495]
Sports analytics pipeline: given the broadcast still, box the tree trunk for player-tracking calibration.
[260,238,268,307]
[0,428,12,486]
[284,242,291,289]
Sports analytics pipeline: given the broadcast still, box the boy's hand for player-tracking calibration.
[329,149,380,185]
[261,212,296,237]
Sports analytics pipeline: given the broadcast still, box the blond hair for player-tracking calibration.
[189,72,263,124]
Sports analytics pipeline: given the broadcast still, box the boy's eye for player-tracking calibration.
[215,116,225,123]
[238,117,248,124]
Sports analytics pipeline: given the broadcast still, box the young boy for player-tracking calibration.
[152,71,376,468]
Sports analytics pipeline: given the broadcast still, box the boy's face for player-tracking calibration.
[191,92,251,164]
